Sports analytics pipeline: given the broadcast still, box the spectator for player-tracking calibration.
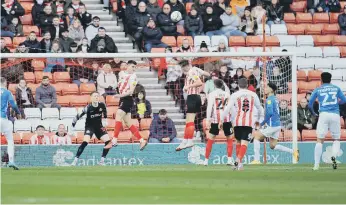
[132,90,152,119]
[32,0,45,26]
[266,0,285,27]
[69,41,78,52]
[15,42,28,54]
[0,37,10,53]
[59,28,74,52]
[90,27,118,53]
[142,18,168,52]
[279,100,292,129]
[219,64,232,88]
[240,6,257,36]
[230,0,249,17]
[52,124,72,145]
[157,4,179,37]
[77,4,92,30]
[96,63,118,97]
[194,0,211,17]
[308,0,327,14]
[23,31,41,53]
[220,6,246,38]
[8,17,23,37]
[327,0,341,13]
[66,0,82,13]
[251,2,266,25]
[69,53,95,86]
[149,109,179,143]
[232,67,245,82]
[131,2,152,52]
[248,66,261,92]
[213,0,227,17]
[45,40,65,72]
[68,19,84,44]
[85,16,100,45]
[40,31,53,53]
[52,0,66,17]
[62,7,77,28]
[124,0,138,35]
[178,38,194,52]
[1,16,14,38]
[204,70,230,95]
[77,37,90,52]
[30,125,51,145]
[168,0,186,25]
[147,0,161,21]
[1,0,24,25]
[203,5,223,38]
[39,5,54,33]
[214,38,230,52]
[338,5,346,35]
[198,40,209,52]
[49,15,65,40]
[194,92,207,141]
[15,79,35,111]
[269,66,287,94]
[36,76,61,109]
[297,98,316,133]
[184,6,203,38]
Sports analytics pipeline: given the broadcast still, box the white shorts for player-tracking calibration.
[260,126,281,140]
[317,112,341,139]
[0,118,13,141]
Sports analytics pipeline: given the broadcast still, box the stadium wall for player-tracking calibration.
[1,143,345,167]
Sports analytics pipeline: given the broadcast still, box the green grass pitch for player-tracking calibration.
[2,164,346,204]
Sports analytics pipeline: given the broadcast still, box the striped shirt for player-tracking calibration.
[118,72,137,95]
[185,67,203,95]
[207,88,231,123]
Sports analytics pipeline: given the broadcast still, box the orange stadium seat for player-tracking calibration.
[330,13,340,24]
[284,13,296,23]
[290,1,307,12]
[13,37,26,47]
[287,24,306,35]
[24,72,35,83]
[118,131,132,143]
[23,25,39,36]
[339,46,346,57]
[177,36,193,47]
[31,60,45,71]
[312,35,333,46]
[305,24,323,35]
[35,72,52,83]
[80,83,96,95]
[27,83,40,95]
[265,36,280,46]
[277,94,292,104]
[1,135,7,145]
[177,25,185,35]
[323,24,340,35]
[282,130,301,141]
[106,119,116,130]
[140,118,152,130]
[313,13,330,24]
[107,106,118,118]
[302,130,316,141]
[307,70,322,81]
[22,2,34,14]
[57,95,71,106]
[229,36,246,47]
[298,81,321,93]
[76,132,95,144]
[62,84,79,95]
[246,36,262,47]
[3,37,12,48]
[8,84,17,94]
[296,13,312,24]
[150,48,165,53]
[22,132,34,144]
[70,95,89,107]
[52,83,67,95]
[161,36,177,47]
[106,95,120,106]
[341,129,346,141]
[297,70,307,81]
[186,2,193,13]
[332,35,346,46]
[13,133,22,144]
[53,72,70,83]
[123,119,139,131]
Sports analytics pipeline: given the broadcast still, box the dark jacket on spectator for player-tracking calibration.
[149,117,177,141]
[124,4,138,33]
[297,104,316,127]
[131,98,152,119]
[49,24,66,40]
[202,12,222,32]
[266,3,284,21]
[59,36,74,52]
[15,86,35,107]
[40,39,52,53]
[23,39,41,53]
[142,25,163,44]
[31,1,45,26]
[193,2,211,17]
[129,10,152,34]
[90,34,118,53]
[168,0,187,19]
[39,13,54,33]
[35,84,57,106]
[1,0,25,24]
[69,64,96,82]
[339,13,346,31]
[157,12,177,34]
[77,11,92,30]
[184,12,203,34]
[8,23,24,36]
[326,0,341,12]
[314,0,328,12]
[146,2,161,21]
[212,3,226,17]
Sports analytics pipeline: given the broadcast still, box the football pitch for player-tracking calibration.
[2,164,346,204]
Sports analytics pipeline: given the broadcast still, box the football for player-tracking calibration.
[171,11,182,22]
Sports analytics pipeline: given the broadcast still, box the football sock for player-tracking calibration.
[129,125,142,140]
[332,140,340,158]
[274,144,293,154]
[236,143,241,156]
[253,139,260,161]
[7,138,14,163]
[237,145,248,162]
[76,141,88,158]
[314,142,323,165]
[205,139,214,159]
[113,121,122,138]
[102,140,111,157]
[184,122,195,139]
[227,138,233,158]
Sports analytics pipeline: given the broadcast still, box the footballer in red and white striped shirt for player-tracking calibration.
[204,79,234,166]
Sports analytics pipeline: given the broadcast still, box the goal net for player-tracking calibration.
[0,52,298,166]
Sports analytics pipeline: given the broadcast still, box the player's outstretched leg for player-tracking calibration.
[331,140,340,170]
[99,134,113,166]
[72,136,90,166]
[176,114,195,151]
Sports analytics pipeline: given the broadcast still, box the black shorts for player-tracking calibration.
[186,94,201,113]
[84,125,108,140]
[209,122,233,136]
[233,126,253,141]
[119,96,133,113]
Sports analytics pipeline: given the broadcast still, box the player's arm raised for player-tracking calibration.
[72,105,87,127]
[260,99,273,127]
[308,89,318,116]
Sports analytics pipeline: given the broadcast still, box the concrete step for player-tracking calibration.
[88,10,113,15]
[112,37,132,43]
[146,95,171,101]
[117,48,138,53]
[85,4,104,10]
[152,106,179,113]
[106,32,126,37]
[83,0,101,4]
[150,101,175,106]
[137,78,159,84]
[116,43,134,49]
[138,84,163,89]
[145,89,167,96]
[166,112,184,120]
[172,119,186,125]
[92,14,114,21]
[135,71,157,78]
